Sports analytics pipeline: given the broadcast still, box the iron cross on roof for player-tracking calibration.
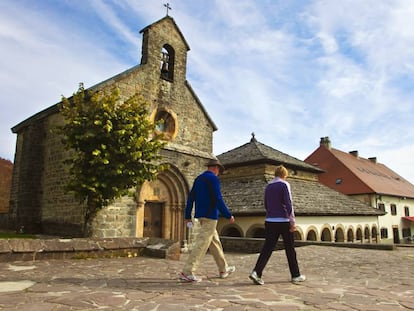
[164,3,172,16]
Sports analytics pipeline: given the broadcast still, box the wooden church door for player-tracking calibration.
[143,202,163,237]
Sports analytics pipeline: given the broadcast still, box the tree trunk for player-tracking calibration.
[83,197,98,237]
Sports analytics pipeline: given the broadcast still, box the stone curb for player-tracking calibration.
[0,237,180,262]
[220,236,397,253]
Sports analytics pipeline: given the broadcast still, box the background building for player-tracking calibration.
[305,137,414,243]
[216,135,384,243]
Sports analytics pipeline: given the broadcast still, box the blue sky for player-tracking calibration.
[1,0,414,184]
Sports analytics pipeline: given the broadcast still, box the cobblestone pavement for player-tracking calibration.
[0,245,413,310]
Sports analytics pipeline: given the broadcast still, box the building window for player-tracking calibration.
[402,228,411,238]
[380,228,388,239]
[160,44,175,81]
[154,109,176,140]
[390,204,397,215]
[378,203,385,212]
[404,206,410,216]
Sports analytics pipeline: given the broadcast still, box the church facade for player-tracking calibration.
[9,16,215,241]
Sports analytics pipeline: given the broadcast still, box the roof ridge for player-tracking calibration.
[217,137,322,172]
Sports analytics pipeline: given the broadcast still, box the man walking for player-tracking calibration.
[179,159,235,283]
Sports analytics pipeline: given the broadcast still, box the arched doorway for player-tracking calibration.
[136,164,188,241]
[143,202,163,237]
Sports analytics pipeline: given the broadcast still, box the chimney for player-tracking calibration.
[320,136,331,149]
[368,157,377,164]
[349,150,359,157]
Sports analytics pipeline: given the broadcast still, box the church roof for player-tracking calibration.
[217,135,323,173]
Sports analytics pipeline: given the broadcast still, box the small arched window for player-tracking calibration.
[160,44,175,81]
[154,109,176,140]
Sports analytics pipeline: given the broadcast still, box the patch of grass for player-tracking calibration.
[0,231,37,239]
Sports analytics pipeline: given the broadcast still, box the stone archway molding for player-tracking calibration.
[136,163,189,241]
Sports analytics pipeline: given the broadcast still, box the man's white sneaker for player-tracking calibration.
[179,272,202,283]
[291,275,306,283]
[220,265,236,278]
[249,271,264,285]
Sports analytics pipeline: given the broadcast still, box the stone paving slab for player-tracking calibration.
[0,245,413,310]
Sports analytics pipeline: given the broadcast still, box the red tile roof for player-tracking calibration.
[306,145,414,198]
[331,148,414,197]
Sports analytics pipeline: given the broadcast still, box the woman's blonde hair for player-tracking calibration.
[274,165,288,178]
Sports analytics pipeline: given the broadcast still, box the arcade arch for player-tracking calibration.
[294,226,304,240]
[321,226,332,242]
[334,226,345,242]
[221,224,243,237]
[246,225,265,238]
[371,226,378,243]
[306,226,318,241]
[364,226,370,242]
[356,226,363,242]
[347,228,354,242]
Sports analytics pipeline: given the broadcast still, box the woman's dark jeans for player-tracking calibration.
[253,221,301,278]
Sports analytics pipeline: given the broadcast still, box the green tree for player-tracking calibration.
[57,83,167,237]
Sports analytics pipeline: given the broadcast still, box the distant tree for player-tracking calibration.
[57,83,167,237]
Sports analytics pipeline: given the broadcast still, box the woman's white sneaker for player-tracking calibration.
[249,271,264,285]
[291,275,306,283]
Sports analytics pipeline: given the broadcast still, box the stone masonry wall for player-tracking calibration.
[40,113,85,237]
[93,196,137,238]
[9,120,46,233]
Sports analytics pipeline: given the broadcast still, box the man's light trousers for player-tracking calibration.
[183,218,227,275]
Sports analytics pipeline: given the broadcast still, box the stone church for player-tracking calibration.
[9,16,215,241]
